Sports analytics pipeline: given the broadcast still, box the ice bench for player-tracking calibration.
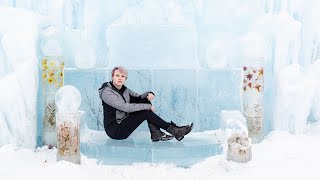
[37,68,242,166]
[80,129,222,167]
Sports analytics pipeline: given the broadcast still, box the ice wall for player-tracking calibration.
[2,0,320,149]
[0,6,39,148]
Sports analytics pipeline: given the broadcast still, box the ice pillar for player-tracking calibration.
[242,63,264,143]
[55,85,82,164]
[41,57,64,147]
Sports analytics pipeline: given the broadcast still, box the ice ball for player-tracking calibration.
[55,85,81,112]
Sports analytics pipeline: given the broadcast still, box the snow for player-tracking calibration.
[0,128,319,180]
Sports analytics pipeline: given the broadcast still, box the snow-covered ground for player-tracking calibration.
[1,123,319,180]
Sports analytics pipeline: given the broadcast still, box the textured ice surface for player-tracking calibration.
[80,130,223,167]
[60,68,242,132]
[106,24,197,69]
[55,85,81,112]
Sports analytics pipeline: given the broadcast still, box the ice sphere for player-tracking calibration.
[55,85,81,112]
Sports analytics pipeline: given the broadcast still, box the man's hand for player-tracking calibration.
[147,93,155,101]
[151,105,156,112]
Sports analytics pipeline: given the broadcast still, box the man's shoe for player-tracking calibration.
[152,133,174,142]
[166,122,193,141]
[148,124,174,142]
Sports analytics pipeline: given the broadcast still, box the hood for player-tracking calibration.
[99,82,111,99]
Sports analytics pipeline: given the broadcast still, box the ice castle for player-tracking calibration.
[1,0,320,167]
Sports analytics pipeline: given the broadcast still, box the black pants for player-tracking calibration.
[107,110,170,140]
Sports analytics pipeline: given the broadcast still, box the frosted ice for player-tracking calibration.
[274,64,314,134]
[0,42,7,78]
[0,112,10,146]
[220,110,248,142]
[0,62,38,148]
[0,7,38,148]
[62,0,85,29]
[55,85,81,112]
[107,25,197,69]
[310,60,320,121]
[60,29,96,69]
[84,0,127,67]
[106,0,197,68]
[112,0,193,25]
[40,27,63,56]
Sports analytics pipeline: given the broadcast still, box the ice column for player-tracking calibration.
[242,62,264,143]
[41,57,64,147]
[55,85,82,164]
[63,0,85,29]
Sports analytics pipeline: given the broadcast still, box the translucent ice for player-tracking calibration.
[274,64,314,134]
[40,27,63,56]
[55,85,81,112]
[220,110,248,141]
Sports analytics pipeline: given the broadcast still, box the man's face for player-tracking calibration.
[112,69,126,87]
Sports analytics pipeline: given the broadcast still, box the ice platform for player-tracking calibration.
[80,130,223,167]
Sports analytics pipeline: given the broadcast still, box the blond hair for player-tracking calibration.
[111,66,128,78]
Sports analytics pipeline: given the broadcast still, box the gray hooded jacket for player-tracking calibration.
[99,82,152,124]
